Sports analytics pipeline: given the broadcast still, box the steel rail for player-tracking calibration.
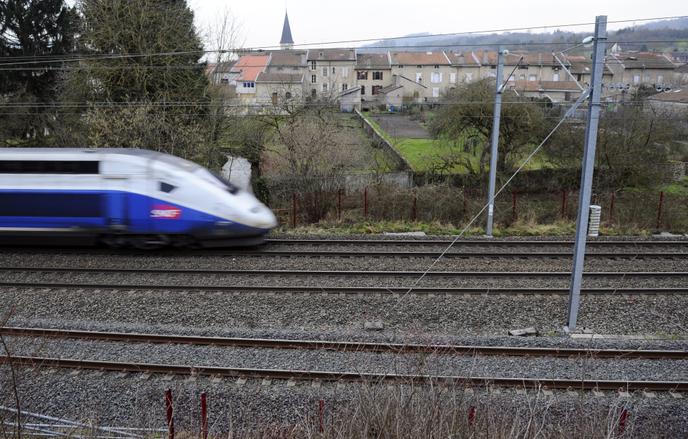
[2,327,686,360]
[265,238,688,246]
[2,281,686,295]
[2,355,686,391]
[161,250,688,258]
[2,248,687,258]
[2,266,688,278]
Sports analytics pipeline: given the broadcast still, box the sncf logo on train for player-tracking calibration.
[150,204,182,219]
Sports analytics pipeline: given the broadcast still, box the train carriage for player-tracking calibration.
[0,148,277,248]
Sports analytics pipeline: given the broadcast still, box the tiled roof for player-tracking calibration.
[268,50,307,67]
[445,51,480,66]
[255,72,303,83]
[307,48,356,61]
[608,52,676,70]
[356,53,390,69]
[473,50,560,67]
[231,55,270,81]
[339,86,362,97]
[512,80,581,92]
[390,51,450,66]
[379,84,403,93]
[647,88,688,103]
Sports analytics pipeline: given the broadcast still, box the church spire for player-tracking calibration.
[280,11,294,50]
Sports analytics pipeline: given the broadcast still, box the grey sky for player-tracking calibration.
[189,0,686,50]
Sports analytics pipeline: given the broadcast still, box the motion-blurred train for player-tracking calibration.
[0,148,277,248]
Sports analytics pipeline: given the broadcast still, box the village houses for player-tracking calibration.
[206,11,685,111]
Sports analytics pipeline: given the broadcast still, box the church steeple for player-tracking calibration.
[279,11,294,50]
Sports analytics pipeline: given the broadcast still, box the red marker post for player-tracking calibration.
[165,389,174,439]
[318,399,325,433]
[200,392,208,439]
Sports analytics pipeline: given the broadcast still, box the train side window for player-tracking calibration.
[159,182,177,193]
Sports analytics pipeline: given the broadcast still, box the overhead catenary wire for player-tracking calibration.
[384,90,594,314]
[0,40,685,67]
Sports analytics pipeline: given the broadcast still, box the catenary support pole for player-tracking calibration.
[567,16,607,331]
[486,47,506,236]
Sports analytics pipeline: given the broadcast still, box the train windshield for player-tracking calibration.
[192,168,239,195]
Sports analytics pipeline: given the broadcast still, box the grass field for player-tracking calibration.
[363,112,549,174]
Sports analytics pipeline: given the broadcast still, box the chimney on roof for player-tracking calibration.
[280,10,294,50]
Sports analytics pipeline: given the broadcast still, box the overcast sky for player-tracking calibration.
[189,0,686,50]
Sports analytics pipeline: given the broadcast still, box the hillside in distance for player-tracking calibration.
[359,17,688,54]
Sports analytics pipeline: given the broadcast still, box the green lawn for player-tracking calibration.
[362,111,549,174]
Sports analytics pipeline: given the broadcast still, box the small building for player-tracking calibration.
[255,72,304,108]
[389,51,452,103]
[606,52,677,89]
[231,55,271,105]
[355,53,392,109]
[646,88,688,111]
[338,86,362,112]
[378,84,403,111]
[306,48,357,100]
[510,80,583,103]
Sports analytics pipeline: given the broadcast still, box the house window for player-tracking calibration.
[633,75,640,84]
[322,83,328,91]
[357,71,368,80]
[432,87,440,98]
[311,75,317,83]
[416,73,422,83]
[466,73,473,81]
[434,65,439,69]
[342,84,348,91]
[342,67,349,76]
[360,85,365,95]
[399,65,404,68]
[519,74,525,80]
[372,85,382,95]
[271,92,278,105]
[657,75,664,84]
[431,72,442,83]
[285,91,292,99]
[242,82,255,88]
[553,73,560,82]
[416,65,422,68]
[373,71,383,80]
[220,78,229,84]
[528,75,536,81]
[518,65,528,70]
[310,61,316,70]
[450,73,456,83]
[332,67,336,74]
[311,89,317,98]
[322,67,328,77]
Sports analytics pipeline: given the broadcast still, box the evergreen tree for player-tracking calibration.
[0,0,79,145]
[59,0,215,165]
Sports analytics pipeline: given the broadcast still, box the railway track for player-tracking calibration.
[2,281,687,295]
[2,327,686,359]
[266,238,688,247]
[2,266,687,279]
[1,354,686,392]
[1,238,687,259]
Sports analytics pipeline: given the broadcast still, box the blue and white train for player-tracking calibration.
[0,148,277,248]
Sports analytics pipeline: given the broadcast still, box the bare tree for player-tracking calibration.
[204,6,244,65]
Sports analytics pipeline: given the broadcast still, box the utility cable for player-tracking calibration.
[384,88,592,314]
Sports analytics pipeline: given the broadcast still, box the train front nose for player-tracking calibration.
[248,203,278,229]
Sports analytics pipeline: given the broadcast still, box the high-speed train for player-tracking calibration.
[0,148,277,248]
